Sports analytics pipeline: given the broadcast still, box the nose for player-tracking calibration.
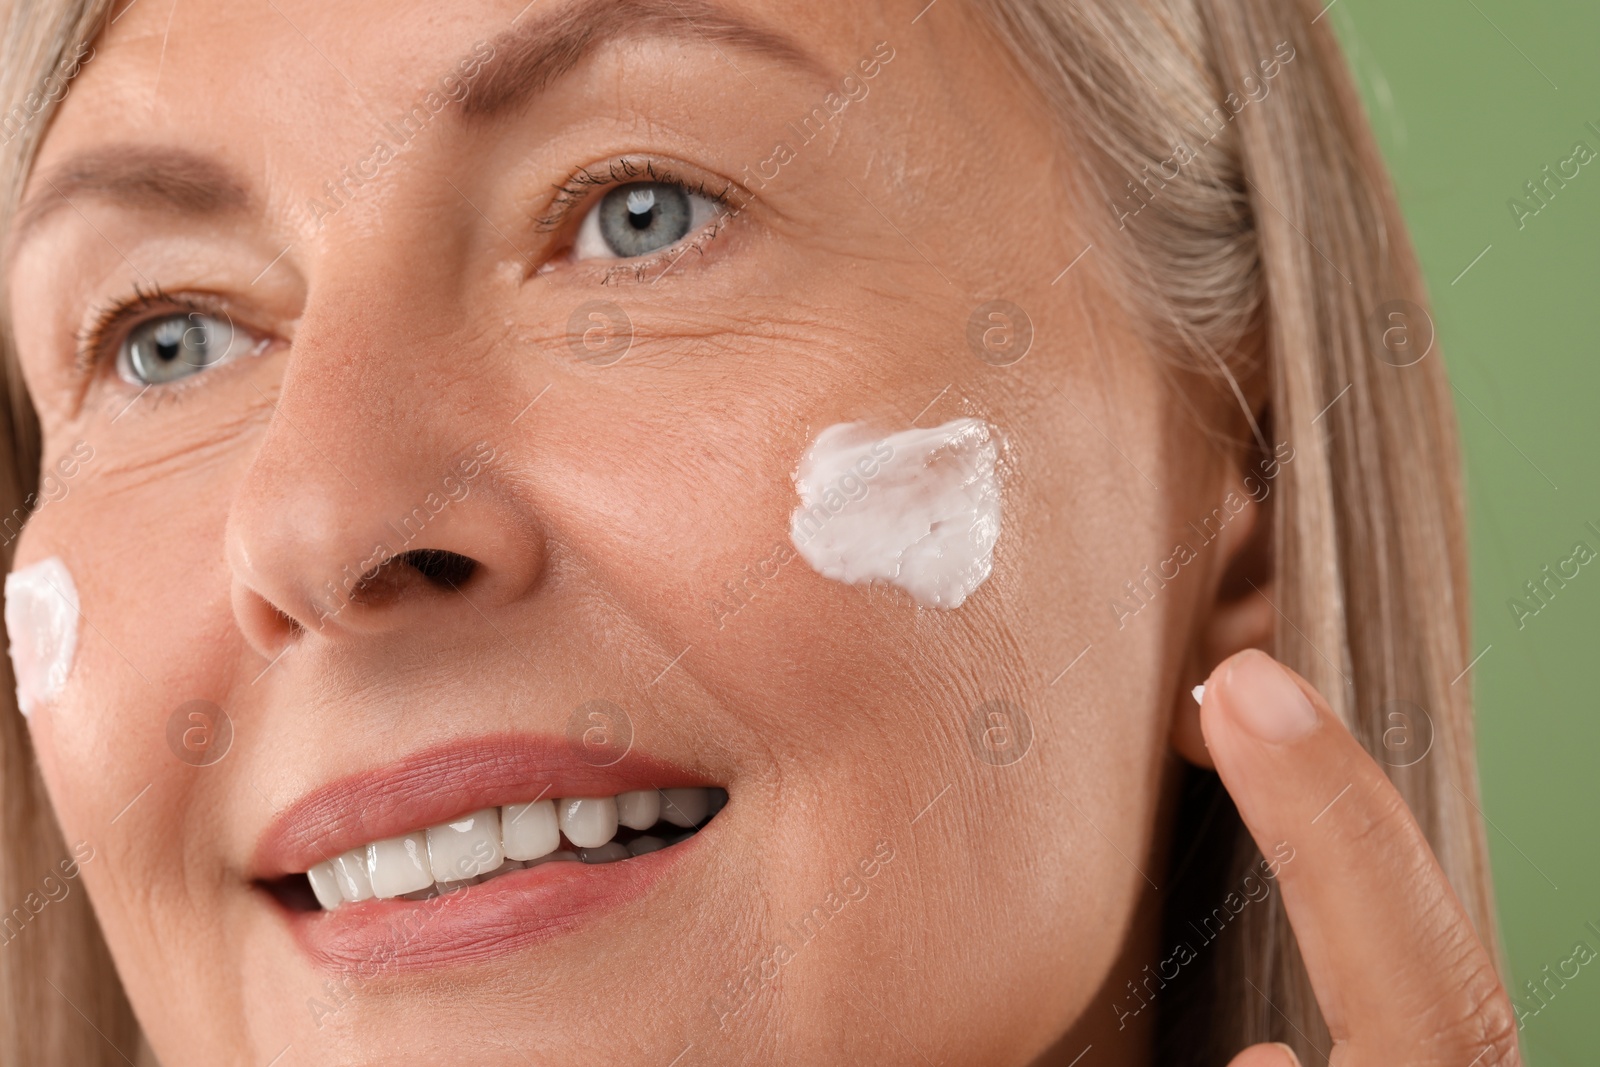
[225,285,543,659]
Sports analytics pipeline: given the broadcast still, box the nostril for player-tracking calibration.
[396,549,477,588]
[342,549,480,611]
[276,604,304,637]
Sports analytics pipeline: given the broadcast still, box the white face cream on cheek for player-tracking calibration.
[4,556,81,718]
[789,417,1002,608]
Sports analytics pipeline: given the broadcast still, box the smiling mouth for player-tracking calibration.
[269,787,728,912]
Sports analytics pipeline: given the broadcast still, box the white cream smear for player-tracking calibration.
[790,417,1001,608]
[5,556,80,718]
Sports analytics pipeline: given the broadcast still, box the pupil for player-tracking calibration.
[155,319,189,363]
[626,188,657,230]
[599,182,692,258]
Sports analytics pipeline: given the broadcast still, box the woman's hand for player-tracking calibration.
[1199,650,1522,1067]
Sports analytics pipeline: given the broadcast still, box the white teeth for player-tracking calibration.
[616,789,661,830]
[659,788,709,828]
[304,787,724,910]
[307,860,345,909]
[558,796,618,849]
[426,808,504,883]
[332,848,374,903]
[368,832,433,900]
[501,799,560,861]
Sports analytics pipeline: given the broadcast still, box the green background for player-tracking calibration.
[1336,2,1598,1061]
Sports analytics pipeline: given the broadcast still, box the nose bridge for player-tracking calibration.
[224,277,536,652]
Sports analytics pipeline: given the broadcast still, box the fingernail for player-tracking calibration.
[1223,651,1318,743]
[1271,1042,1303,1066]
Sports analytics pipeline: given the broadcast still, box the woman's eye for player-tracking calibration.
[118,311,255,385]
[572,181,724,261]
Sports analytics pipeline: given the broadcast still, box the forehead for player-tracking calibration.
[44,0,901,136]
[23,0,966,239]
[14,0,1057,296]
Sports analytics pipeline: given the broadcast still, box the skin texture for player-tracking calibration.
[2,0,1517,1064]
[1201,653,1522,1067]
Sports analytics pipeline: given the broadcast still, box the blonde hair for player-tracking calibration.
[1,3,139,1061]
[981,0,1502,1060]
[0,0,1499,1063]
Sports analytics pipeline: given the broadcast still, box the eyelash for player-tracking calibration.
[74,284,230,383]
[536,156,745,284]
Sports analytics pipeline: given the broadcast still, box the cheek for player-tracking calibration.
[15,447,242,836]
[17,477,255,999]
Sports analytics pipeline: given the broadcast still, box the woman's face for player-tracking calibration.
[7,0,1245,1062]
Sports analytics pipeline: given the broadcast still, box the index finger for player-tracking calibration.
[1199,650,1521,1066]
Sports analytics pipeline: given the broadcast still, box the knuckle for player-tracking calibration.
[1464,980,1523,1067]
[1420,955,1522,1067]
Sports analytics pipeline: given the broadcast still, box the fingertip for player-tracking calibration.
[1214,649,1320,744]
[1225,1041,1303,1067]
[1269,1042,1303,1067]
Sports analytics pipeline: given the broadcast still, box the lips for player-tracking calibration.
[251,733,726,971]
[304,787,722,909]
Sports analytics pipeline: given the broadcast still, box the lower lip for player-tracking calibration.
[278,837,693,972]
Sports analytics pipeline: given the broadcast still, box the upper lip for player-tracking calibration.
[250,732,717,880]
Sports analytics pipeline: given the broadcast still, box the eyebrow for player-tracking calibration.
[9,145,250,260]
[463,0,824,117]
[7,0,818,258]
